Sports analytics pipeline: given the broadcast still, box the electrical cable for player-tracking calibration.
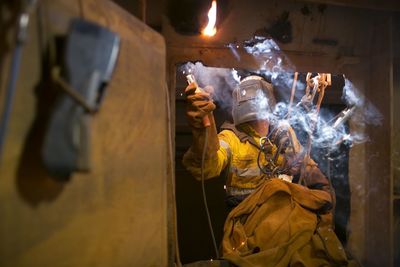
[185,74,218,259]
[164,83,182,267]
[0,43,23,162]
[299,74,329,186]
[257,129,293,176]
[0,0,37,162]
[257,145,266,174]
[326,153,337,229]
[201,126,220,259]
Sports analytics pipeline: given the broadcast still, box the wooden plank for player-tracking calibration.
[0,0,169,266]
[364,14,393,267]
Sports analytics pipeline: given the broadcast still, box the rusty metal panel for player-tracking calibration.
[0,0,168,266]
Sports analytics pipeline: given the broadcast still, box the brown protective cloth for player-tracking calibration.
[222,178,358,267]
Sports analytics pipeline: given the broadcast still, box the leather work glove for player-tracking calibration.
[185,82,216,128]
[270,123,332,199]
[270,123,304,175]
[182,83,220,179]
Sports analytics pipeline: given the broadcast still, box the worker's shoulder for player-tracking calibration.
[219,128,237,136]
[218,128,240,143]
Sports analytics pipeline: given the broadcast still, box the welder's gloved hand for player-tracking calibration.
[300,158,333,205]
[270,124,304,175]
[284,151,305,175]
[185,83,216,128]
[270,126,291,151]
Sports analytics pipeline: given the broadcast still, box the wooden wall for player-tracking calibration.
[0,0,169,266]
[364,14,392,267]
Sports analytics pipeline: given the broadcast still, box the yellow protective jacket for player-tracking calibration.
[182,121,329,198]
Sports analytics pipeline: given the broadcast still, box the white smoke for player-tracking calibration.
[180,62,239,110]
[231,69,241,83]
[179,37,382,152]
[343,79,362,107]
[254,89,274,121]
[244,36,280,55]
[241,37,382,151]
[227,43,241,61]
[342,78,383,126]
[244,36,295,87]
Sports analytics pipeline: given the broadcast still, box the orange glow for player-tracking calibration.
[202,1,217,37]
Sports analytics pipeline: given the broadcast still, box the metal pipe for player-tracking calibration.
[0,0,38,162]
[139,0,146,23]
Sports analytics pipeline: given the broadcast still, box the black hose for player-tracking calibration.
[201,126,220,259]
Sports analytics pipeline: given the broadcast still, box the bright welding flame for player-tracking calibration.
[202,1,217,37]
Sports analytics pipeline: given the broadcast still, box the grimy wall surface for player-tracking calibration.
[164,1,395,265]
[0,0,168,266]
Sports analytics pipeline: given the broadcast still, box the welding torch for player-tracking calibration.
[332,106,356,130]
[186,74,211,127]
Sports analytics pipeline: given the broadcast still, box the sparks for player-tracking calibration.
[202,1,217,37]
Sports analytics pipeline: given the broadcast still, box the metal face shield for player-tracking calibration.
[232,76,276,125]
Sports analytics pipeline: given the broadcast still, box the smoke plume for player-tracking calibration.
[179,36,382,152]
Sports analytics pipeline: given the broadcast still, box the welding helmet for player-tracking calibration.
[232,75,276,125]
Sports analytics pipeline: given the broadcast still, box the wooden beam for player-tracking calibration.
[296,0,400,11]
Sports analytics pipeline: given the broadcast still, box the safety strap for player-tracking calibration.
[220,122,260,149]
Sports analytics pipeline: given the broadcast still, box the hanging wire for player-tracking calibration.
[298,73,330,186]
[164,82,182,267]
[201,126,220,259]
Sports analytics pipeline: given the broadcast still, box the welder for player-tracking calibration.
[182,75,359,266]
